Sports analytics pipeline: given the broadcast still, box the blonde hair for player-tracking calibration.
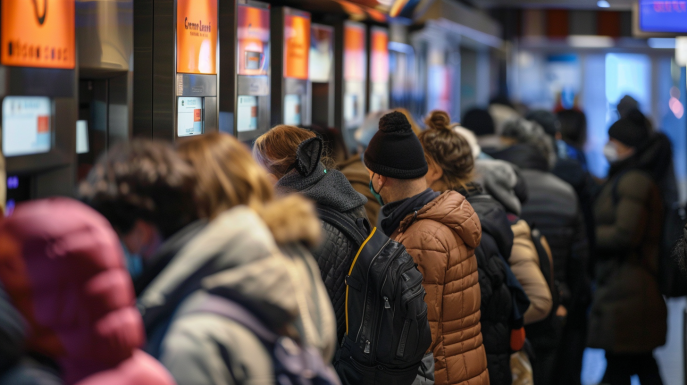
[177,132,274,219]
[419,110,475,191]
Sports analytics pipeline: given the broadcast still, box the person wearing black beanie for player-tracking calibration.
[604,111,650,164]
[365,111,489,385]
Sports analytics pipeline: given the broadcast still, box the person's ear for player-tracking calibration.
[377,174,388,190]
[121,220,161,259]
[425,159,444,187]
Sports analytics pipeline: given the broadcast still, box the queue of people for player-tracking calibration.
[0,98,684,385]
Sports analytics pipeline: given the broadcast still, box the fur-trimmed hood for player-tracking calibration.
[258,195,322,247]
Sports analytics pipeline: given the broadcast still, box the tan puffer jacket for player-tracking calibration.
[509,220,553,325]
[391,191,489,385]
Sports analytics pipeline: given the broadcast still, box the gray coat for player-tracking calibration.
[139,203,337,385]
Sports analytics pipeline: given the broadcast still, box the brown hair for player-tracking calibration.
[253,125,336,178]
[418,110,474,191]
[394,108,421,136]
[177,132,273,219]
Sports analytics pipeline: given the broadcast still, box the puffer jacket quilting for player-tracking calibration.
[314,206,367,343]
[392,191,488,385]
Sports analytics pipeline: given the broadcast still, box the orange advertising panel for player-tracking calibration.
[370,29,389,84]
[344,23,366,82]
[177,0,217,74]
[237,5,270,76]
[284,14,310,80]
[1,0,75,69]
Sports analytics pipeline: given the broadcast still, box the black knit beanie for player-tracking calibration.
[608,115,649,148]
[364,111,428,179]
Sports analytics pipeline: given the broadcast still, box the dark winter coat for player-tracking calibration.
[458,184,517,385]
[276,160,368,343]
[490,144,589,310]
[588,136,669,353]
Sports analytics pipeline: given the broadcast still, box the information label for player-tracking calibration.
[237,96,258,132]
[284,94,302,126]
[1,0,75,69]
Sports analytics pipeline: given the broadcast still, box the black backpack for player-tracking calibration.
[317,208,432,385]
[186,294,341,385]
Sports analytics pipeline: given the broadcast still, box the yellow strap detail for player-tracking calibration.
[345,227,377,335]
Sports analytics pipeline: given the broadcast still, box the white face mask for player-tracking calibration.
[603,142,619,163]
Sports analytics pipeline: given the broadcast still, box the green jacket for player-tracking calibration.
[588,169,667,353]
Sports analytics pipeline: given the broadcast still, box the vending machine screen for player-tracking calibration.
[2,96,52,157]
[284,94,302,126]
[177,97,203,137]
[237,96,258,132]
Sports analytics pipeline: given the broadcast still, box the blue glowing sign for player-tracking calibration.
[639,0,687,33]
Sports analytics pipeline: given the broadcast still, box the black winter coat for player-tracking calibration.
[459,185,516,385]
[490,144,589,313]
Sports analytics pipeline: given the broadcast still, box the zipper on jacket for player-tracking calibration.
[384,296,391,309]
[364,340,371,354]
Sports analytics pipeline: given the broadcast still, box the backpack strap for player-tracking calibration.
[316,206,368,246]
[184,294,279,345]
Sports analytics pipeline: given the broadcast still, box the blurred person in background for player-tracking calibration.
[589,111,669,385]
[420,111,530,385]
[0,198,175,385]
[177,132,337,383]
[253,125,366,347]
[364,111,488,385]
[462,107,501,155]
[489,97,522,135]
[488,118,588,385]
[394,107,422,135]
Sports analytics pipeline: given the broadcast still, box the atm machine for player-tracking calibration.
[336,21,367,152]
[309,24,335,128]
[271,7,311,128]
[133,0,219,141]
[1,0,77,208]
[368,27,390,113]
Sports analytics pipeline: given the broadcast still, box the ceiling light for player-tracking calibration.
[597,0,611,7]
[647,38,675,49]
[568,35,614,48]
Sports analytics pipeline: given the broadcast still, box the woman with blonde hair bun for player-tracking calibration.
[420,110,531,385]
[175,132,338,384]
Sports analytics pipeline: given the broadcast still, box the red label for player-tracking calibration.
[194,109,201,122]
[37,116,50,133]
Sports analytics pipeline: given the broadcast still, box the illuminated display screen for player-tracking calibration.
[177,97,203,137]
[370,28,389,84]
[237,95,258,132]
[237,5,270,76]
[177,0,217,74]
[284,94,302,126]
[639,0,687,33]
[309,24,333,82]
[344,23,366,82]
[2,96,52,157]
[284,13,310,79]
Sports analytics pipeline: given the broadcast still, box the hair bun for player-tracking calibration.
[379,111,412,133]
[426,110,451,131]
[294,137,323,177]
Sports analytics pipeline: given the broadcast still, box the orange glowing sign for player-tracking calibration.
[177,0,217,74]
[344,23,366,82]
[237,5,270,76]
[370,29,389,83]
[284,13,310,80]
[1,0,75,69]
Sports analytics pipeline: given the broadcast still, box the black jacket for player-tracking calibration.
[490,144,589,311]
[277,159,368,343]
[459,185,516,385]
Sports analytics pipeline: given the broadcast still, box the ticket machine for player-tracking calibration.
[1,0,78,204]
[368,27,390,113]
[271,7,311,127]
[133,0,219,140]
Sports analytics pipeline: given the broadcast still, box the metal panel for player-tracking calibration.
[0,67,75,97]
[152,0,176,141]
[176,74,218,97]
[237,76,270,96]
[76,0,134,72]
[204,96,218,134]
[133,0,154,138]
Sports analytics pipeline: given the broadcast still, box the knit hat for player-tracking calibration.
[364,111,428,179]
[462,108,495,137]
[608,113,649,148]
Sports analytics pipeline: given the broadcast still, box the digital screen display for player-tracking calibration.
[237,5,270,76]
[284,13,310,80]
[371,28,389,84]
[344,22,366,82]
[176,0,217,74]
[237,95,258,132]
[639,0,687,33]
[284,94,302,126]
[177,97,203,137]
[2,96,51,157]
[310,24,333,82]
[76,120,89,154]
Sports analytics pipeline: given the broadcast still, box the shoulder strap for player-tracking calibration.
[185,294,279,345]
[316,206,368,246]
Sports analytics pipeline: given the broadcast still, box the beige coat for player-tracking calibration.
[392,191,489,385]
[509,220,553,325]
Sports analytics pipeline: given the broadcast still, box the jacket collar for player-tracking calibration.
[381,188,439,236]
